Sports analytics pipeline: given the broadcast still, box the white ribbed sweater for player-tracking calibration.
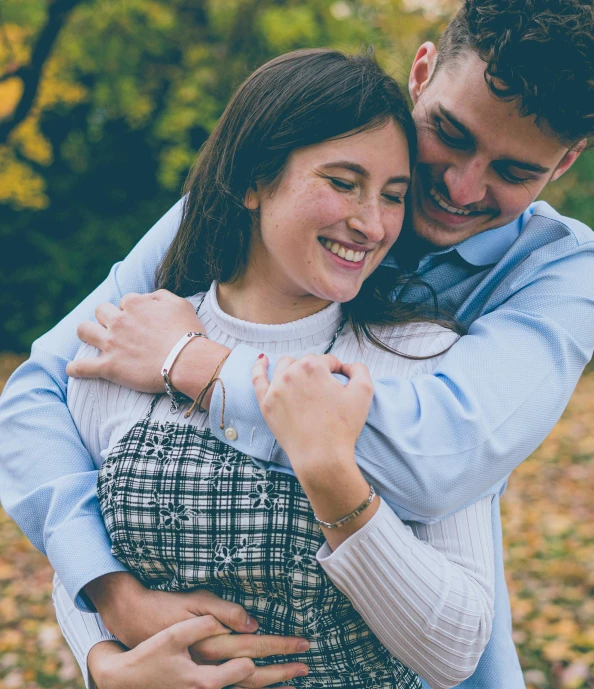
[55,283,494,689]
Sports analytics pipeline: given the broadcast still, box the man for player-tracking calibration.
[1,0,593,687]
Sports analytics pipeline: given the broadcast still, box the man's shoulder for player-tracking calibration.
[528,200,594,247]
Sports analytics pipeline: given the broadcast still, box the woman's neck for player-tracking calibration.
[217,277,332,325]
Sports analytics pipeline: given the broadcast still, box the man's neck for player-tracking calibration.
[392,230,439,270]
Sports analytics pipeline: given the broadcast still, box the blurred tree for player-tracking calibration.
[0,0,590,352]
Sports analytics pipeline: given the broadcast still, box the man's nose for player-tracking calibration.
[443,158,488,208]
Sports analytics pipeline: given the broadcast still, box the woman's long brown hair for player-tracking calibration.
[157,48,461,356]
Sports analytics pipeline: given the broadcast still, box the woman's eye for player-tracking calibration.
[329,177,355,191]
[384,194,404,205]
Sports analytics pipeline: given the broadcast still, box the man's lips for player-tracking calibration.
[417,177,493,227]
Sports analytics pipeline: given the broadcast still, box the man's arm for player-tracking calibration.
[0,199,183,608]
[209,246,594,522]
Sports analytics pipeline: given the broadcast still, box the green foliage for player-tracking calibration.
[0,0,591,352]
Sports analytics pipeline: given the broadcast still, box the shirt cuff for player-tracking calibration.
[209,344,278,461]
[46,514,128,612]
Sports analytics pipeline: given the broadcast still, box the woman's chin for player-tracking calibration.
[316,285,362,304]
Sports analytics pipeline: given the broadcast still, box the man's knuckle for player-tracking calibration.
[255,636,272,657]
[196,642,217,662]
[261,399,274,417]
[227,601,246,624]
[201,614,218,633]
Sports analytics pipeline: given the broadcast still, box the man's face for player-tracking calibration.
[409,47,581,248]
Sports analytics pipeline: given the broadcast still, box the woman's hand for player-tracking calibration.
[89,616,305,689]
[66,290,230,405]
[252,354,379,548]
[252,354,373,473]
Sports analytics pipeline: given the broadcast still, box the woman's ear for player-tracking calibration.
[409,42,437,106]
[244,186,260,210]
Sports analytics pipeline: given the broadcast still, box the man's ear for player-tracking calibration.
[409,42,438,105]
[550,139,588,182]
[244,186,260,210]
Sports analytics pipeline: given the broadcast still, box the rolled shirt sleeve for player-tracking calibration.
[210,226,594,523]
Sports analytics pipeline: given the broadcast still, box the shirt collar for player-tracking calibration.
[453,216,522,266]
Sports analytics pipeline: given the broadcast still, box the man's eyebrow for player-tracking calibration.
[498,159,550,174]
[438,105,550,174]
[321,161,410,184]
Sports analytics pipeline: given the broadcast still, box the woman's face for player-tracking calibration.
[244,120,411,306]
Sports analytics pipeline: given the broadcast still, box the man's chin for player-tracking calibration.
[412,206,491,248]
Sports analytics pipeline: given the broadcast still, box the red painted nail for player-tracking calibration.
[258,353,265,359]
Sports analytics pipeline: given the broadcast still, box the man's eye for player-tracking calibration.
[500,172,531,185]
[494,164,534,186]
[435,118,468,149]
[329,178,355,191]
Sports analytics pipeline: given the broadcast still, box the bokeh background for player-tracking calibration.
[0,1,593,688]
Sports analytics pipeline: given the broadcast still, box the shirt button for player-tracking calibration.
[224,426,238,441]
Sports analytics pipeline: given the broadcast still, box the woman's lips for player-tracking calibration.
[318,237,367,268]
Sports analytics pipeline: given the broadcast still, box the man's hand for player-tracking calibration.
[85,573,309,685]
[89,616,307,689]
[66,290,230,407]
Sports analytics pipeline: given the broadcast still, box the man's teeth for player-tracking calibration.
[429,187,471,215]
[322,239,365,263]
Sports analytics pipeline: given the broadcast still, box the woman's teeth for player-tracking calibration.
[321,239,365,263]
[430,187,471,216]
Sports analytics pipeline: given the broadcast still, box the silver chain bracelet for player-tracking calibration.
[313,484,376,529]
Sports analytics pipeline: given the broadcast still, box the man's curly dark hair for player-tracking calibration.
[435,0,594,144]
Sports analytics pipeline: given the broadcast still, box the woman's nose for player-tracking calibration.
[347,202,384,243]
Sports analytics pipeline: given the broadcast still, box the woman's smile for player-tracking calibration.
[318,237,368,268]
[235,120,410,319]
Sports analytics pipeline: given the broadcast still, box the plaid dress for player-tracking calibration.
[98,394,422,689]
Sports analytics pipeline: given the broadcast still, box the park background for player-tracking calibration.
[0,0,593,687]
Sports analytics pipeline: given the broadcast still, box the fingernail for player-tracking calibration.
[257,353,265,360]
[296,667,309,676]
[297,641,310,652]
[246,615,258,630]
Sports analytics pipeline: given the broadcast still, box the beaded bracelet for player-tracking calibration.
[313,484,376,529]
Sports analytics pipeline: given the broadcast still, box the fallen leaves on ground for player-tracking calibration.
[0,354,593,688]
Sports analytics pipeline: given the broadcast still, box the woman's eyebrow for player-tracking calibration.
[321,161,410,184]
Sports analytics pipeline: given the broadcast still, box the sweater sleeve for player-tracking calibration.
[317,495,495,689]
[52,574,119,689]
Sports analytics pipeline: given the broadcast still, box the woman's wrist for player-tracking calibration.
[88,640,127,689]
[297,460,380,550]
[169,338,232,407]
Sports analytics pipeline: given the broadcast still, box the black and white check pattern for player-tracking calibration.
[98,403,421,689]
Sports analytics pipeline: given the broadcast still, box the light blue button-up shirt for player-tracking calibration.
[1,199,593,688]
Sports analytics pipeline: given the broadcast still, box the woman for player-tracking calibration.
[58,48,494,689]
